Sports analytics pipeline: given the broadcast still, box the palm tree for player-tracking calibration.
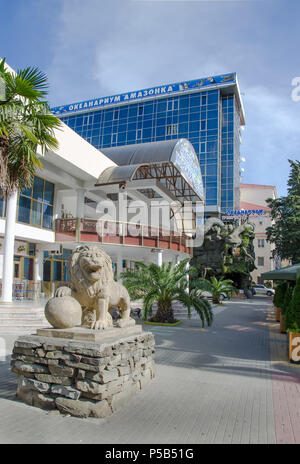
[194,276,238,304]
[0,58,61,302]
[0,58,61,194]
[121,259,213,326]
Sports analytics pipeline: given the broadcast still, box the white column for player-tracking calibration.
[35,248,44,282]
[116,254,123,281]
[76,189,86,219]
[1,190,18,303]
[185,261,190,294]
[54,190,63,220]
[157,249,163,267]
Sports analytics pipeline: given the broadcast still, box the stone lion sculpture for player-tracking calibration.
[55,245,133,330]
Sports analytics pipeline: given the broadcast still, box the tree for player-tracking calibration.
[194,276,238,304]
[121,259,213,326]
[0,58,61,302]
[0,58,61,194]
[266,160,300,264]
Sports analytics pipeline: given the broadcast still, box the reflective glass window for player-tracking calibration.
[18,196,31,224]
[31,200,42,226]
[33,177,44,202]
[42,204,53,229]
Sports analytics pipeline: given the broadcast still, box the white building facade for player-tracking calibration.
[0,120,204,301]
[240,183,278,284]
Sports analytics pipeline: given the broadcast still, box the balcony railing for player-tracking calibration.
[55,218,191,254]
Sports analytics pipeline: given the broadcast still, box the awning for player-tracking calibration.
[97,139,204,203]
[261,263,300,281]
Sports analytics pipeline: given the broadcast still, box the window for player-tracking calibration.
[258,257,264,266]
[18,176,54,229]
[43,249,72,282]
[258,239,265,248]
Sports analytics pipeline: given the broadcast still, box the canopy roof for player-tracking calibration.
[261,263,300,281]
[97,139,204,202]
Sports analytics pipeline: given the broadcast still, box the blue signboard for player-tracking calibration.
[226,209,264,216]
[51,73,236,116]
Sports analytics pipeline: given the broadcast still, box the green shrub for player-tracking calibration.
[286,277,300,332]
[281,284,293,316]
[273,281,288,309]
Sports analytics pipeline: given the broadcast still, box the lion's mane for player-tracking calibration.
[68,245,114,300]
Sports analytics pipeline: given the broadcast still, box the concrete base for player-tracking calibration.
[36,324,142,343]
[11,330,155,418]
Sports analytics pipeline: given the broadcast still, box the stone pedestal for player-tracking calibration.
[11,327,155,418]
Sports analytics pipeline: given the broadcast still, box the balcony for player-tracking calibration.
[55,218,191,255]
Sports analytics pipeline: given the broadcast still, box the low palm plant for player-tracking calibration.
[121,259,213,326]
[194,276,238,304]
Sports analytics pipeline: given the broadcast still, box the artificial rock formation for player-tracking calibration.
[193,218,256,289]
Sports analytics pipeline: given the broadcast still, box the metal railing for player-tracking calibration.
[55,218,191,254]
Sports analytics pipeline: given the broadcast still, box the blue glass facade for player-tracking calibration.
[57,79,244,214]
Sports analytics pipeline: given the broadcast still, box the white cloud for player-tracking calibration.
[46,0,300,198]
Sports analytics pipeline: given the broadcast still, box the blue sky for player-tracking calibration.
[1,0,300,196]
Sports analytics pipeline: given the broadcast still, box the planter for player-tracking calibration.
[144,320,183,327]
[280,313,286,333]
[275,307,281,322]
[289,332,300,363]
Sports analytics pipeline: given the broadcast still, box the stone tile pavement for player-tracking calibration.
[0,296,299,444]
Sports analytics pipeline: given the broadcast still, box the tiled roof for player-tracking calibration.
[240,183,276,189]
[240,201,271,211]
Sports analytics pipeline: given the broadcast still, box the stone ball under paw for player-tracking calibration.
[45,296,82,329]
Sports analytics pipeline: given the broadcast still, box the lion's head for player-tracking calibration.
[68,245,114,298]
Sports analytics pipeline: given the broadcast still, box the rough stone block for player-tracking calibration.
[55,397,112,418]
[13,347,35,356]
[51,384,81,400]
[19,377,51,394]
[49,365,75,377]
[15,340,42,350]
[11,360,49,375]
[75,380,107,395]
[35,374,72,385]
[34,393,56,410]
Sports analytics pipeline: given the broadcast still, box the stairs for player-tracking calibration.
[0,301,50,332]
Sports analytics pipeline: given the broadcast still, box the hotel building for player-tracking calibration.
[52,73,245,218]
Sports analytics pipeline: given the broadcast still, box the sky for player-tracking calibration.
[1,0,300,197]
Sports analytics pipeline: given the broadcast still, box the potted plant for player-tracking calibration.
[273,281,287,323]
[286,277,300,363]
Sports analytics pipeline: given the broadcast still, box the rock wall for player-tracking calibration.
[11,332,155,418]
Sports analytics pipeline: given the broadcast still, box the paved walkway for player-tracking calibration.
[0,296,299,444]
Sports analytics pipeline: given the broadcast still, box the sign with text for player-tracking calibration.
[51,73,236,116]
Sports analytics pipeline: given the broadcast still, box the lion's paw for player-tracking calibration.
[55,286,72,298]
[91,320,108,330]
